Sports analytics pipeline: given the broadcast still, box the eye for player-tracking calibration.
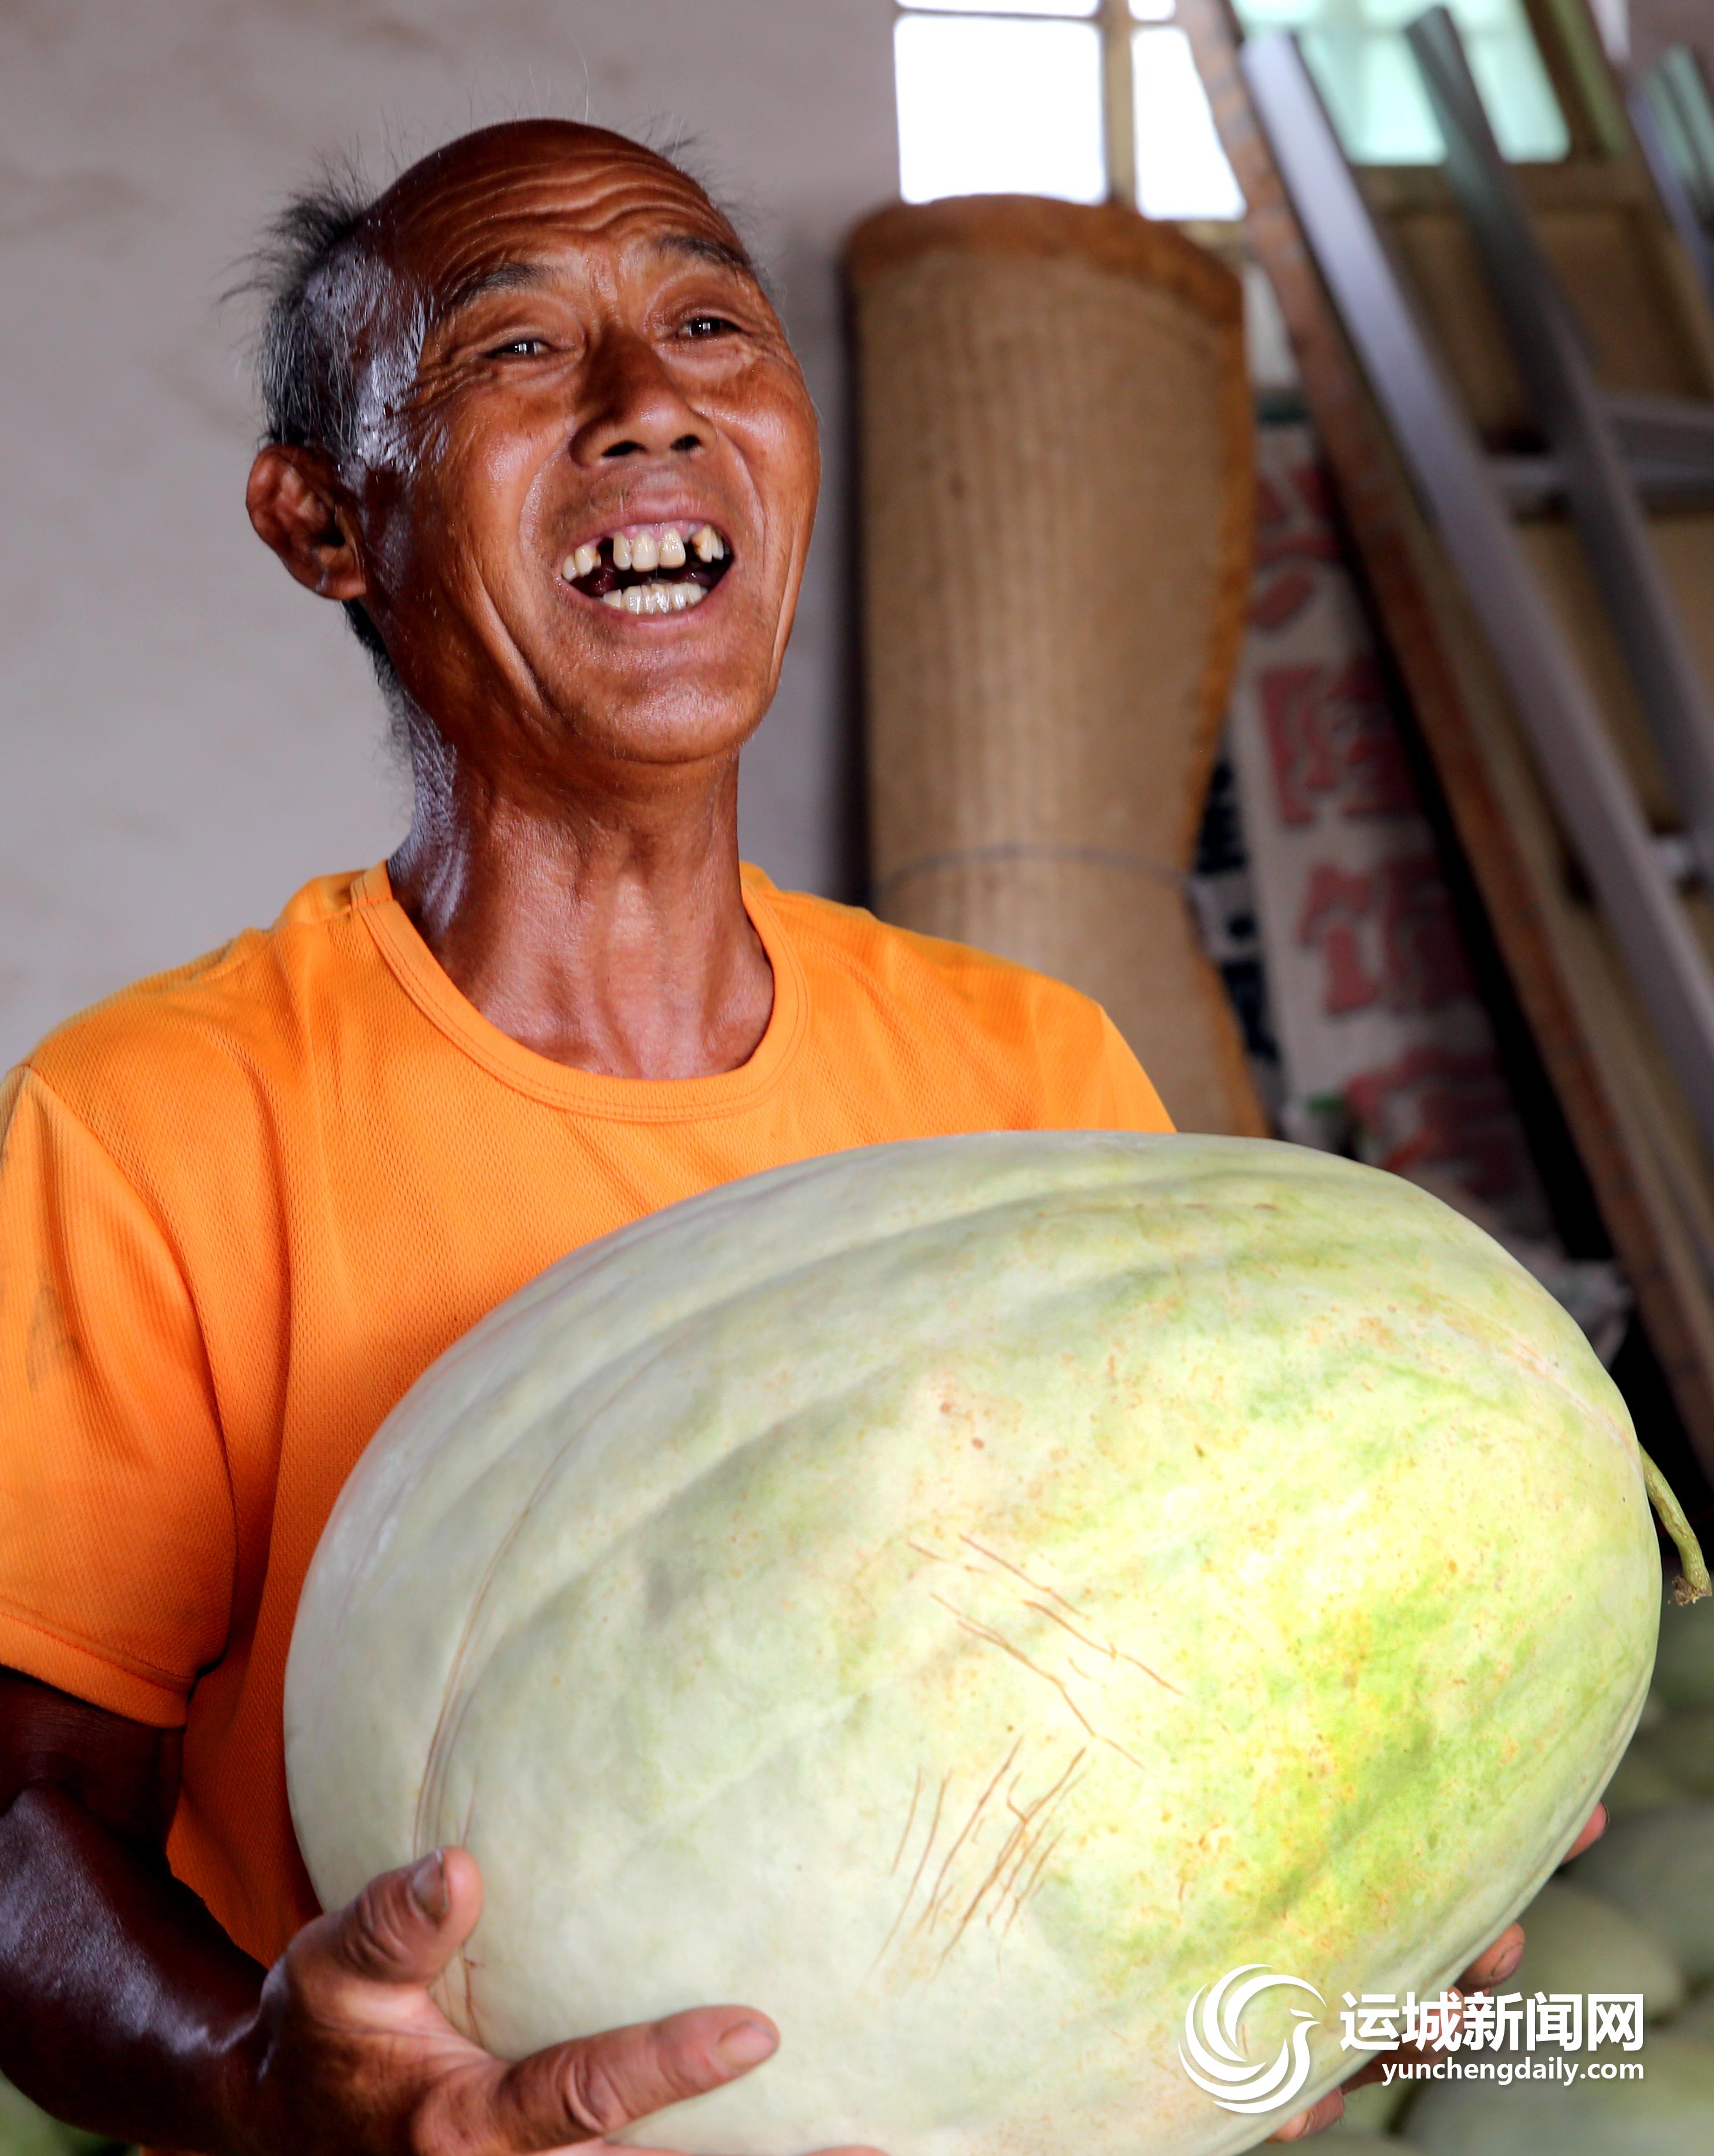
[488,335,550,359]
[680,313,738,341]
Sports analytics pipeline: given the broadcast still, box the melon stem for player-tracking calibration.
[1639,1444,1712,1603]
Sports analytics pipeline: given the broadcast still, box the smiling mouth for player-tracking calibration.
[560,521,733,617]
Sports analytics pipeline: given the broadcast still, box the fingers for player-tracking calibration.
[476,2007,781,2149]
[320,1845,484,1989]
[1269,2090,1345,2141]
[1459,1923,1523,1993]
[1565,1803,1607,1863]
[1445,1805,1602,2012]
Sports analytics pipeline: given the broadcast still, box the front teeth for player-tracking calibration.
[608,581,708,616]
[563,522,726,610]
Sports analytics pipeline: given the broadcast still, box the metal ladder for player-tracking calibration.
[1240,16,1714,1163]
[1634,44,1714,309]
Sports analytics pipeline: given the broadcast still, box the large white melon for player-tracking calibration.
[286,1134,1695,2156]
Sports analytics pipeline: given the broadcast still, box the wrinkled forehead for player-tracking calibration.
[363,120,755,309]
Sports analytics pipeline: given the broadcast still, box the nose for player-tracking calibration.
[570,328,710,465]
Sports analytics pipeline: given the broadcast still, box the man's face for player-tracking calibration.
[331,124,819,785]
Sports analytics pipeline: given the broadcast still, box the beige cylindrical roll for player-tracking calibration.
[846,197,1263,1134]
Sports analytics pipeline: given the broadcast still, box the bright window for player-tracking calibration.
[1132,25,1246,218]
[895,12,1107,204]
[895,0,1570,220]
[1231,0,1570,163]
[900,0,1099,12]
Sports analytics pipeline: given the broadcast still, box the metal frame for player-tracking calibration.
[1406,5,1714,890]
[1239,27,1714,1165]
[1099,0,1139,208]
[1642,45,1714,226]
[1632,57,1714,309]
[1493,399,1714,509]
[1604,390,1714,473]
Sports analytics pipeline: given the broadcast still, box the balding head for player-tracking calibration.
[255,122,755,461]
[244,115,818,790]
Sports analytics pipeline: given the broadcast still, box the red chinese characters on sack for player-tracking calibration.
[1345,1046,1533,1204]
[1297,854,1475,1016]
[1250,458,1342,631]
[1261,658,1416,826]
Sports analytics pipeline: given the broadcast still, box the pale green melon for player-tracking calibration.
[0,2078,115,2156]
[1406,2035,1714,2153]
[1572,1803,1714,1983]
[286,1136,1689,2156]
[0,2081,72,2156]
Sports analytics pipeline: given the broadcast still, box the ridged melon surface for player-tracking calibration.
[287,1135,1665,2156]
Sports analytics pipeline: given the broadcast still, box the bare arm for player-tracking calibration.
[0,1666,254,2148]
[0,1666,816,2156]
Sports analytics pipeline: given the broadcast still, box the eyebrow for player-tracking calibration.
[434,258,551,322]
[649,231,764,287]
[434,230,765,326]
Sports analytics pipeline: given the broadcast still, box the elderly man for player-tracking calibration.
[0,120,1582,2156]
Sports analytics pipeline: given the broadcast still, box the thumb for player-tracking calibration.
[324,1845,483,1989]
[477,2006,779,2148]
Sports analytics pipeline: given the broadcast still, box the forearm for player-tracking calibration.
[0,1781,264,2153]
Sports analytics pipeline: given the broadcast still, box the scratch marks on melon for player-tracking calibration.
[933,1593,1101,1746]
[957,1533,1185,1698]
[928,1590,1163,1777]
[870,1740,1088,1983]
[1018,1591,1183,1697]
[889,1766,926,1877]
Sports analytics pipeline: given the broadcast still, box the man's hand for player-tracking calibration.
[1267,1803,1608,2143]
[231,1844,859,2156]
[0,1668,880,2156]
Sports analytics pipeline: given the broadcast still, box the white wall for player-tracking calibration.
[0,0,898,1070]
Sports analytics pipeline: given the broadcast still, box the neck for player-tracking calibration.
[386,726,774,1080]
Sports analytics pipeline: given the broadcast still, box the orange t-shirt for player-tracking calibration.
[0,861,1169,1968]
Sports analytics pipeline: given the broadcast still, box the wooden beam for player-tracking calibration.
[1178,0,1714,1474]
[1100,0,1137,208]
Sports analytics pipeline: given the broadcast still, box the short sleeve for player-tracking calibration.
[0,1066,234,1727]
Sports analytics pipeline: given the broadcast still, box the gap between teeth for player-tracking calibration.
[561,524,725,586]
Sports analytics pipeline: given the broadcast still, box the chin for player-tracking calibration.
[552,677,770,769]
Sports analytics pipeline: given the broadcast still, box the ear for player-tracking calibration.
[246,444,367,601]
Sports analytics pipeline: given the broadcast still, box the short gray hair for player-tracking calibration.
[244,160,407,691]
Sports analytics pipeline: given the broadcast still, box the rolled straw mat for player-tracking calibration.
[846,196,1262,1134]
